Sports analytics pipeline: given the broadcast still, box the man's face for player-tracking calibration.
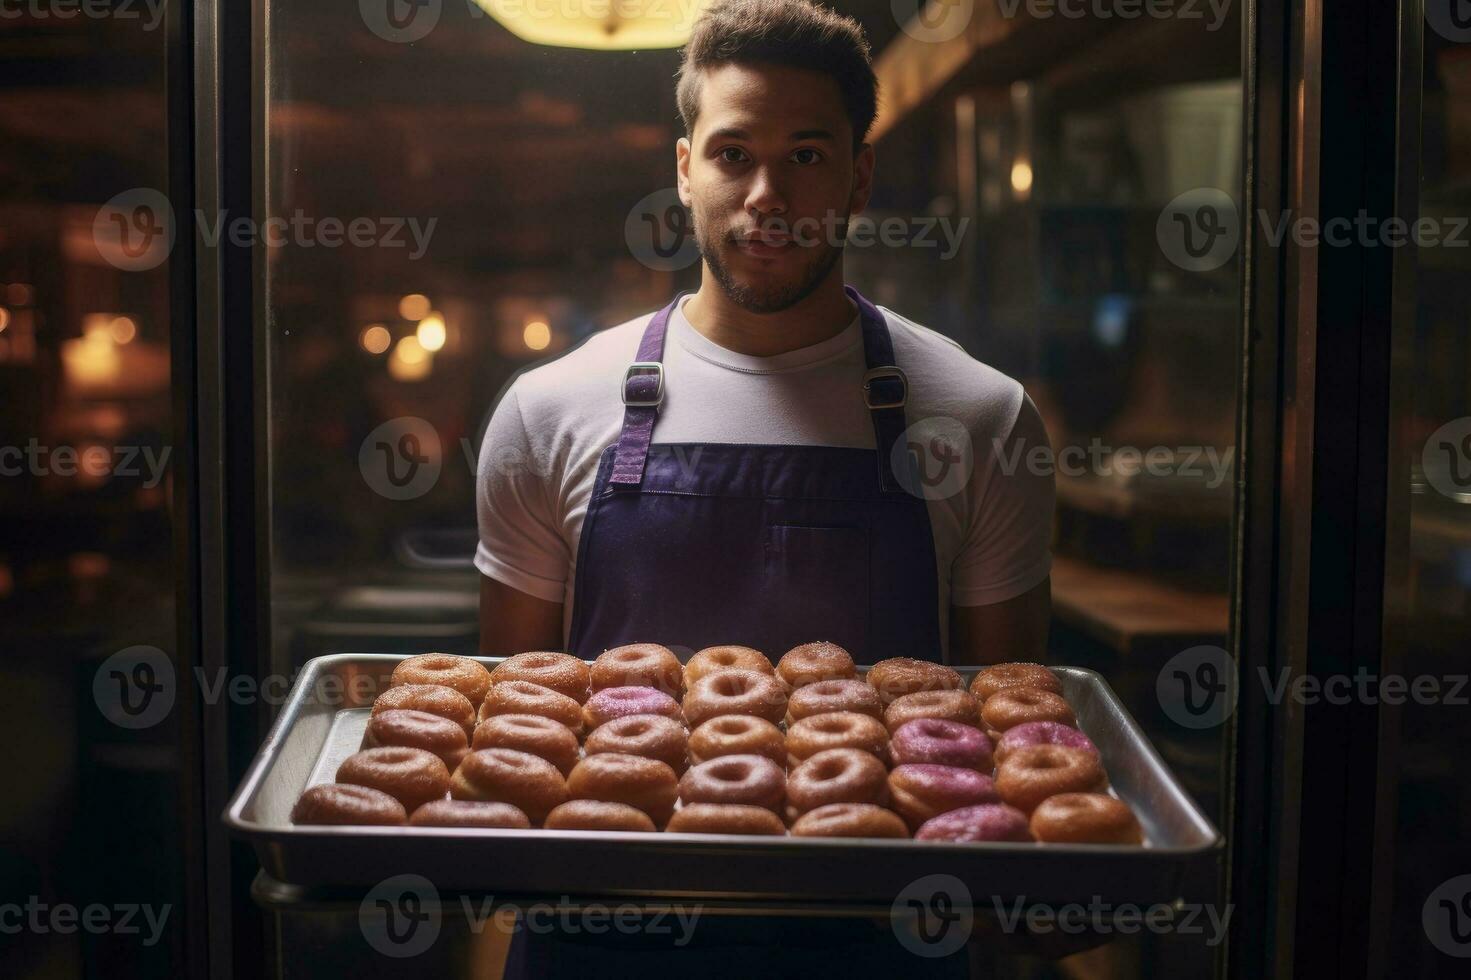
[677,62,874,314]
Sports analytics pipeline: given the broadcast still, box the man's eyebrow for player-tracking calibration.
[706,127,837,142]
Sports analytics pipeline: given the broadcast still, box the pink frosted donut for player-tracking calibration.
[916,803,1032,843]
[993,721,1099,767]
[887,764,1000,831]
[889,719,994,771]
[582,686,683,731]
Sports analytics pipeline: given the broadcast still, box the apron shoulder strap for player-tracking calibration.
[607,290,687,489]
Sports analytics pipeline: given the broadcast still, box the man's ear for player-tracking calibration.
[676,137,693,208]
[849,141,875,217]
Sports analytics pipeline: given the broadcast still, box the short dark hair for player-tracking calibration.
[674,0,878,153]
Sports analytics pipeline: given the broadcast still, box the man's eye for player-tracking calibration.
[792,148,822,165]
[719,147,747,164]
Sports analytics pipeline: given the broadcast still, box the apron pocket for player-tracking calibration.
[762,524,871,654]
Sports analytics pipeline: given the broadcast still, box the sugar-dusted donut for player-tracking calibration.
[409,800,530,828]
[678,754,786,813]
[590,643,683,697]
[790,802,910,839]
[584,714,689,774]
[864,658,964,706]
[471,714,580,776]
[687,715,786,768]
[544,800,657,832]
[450,747,569,825]
[994,744,1107,813]
[478,680,583,734]
[491,652,591,704]
[566,752,679,826]
[1029,792,1142,844]
[682,669,786,727]
[391,653,492,707]
[291,784,406,826]
[686,646,774,685]
[372,684,476,739]
[364,708,470,772]
[785,712,890,768]
[776,641,856,689]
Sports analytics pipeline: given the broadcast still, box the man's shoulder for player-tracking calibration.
[507,310,654,409]
[880,305,1025,432]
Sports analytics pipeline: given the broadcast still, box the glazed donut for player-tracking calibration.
[372,684,476,739]
[584,714,689,774]
[785,678,884,725]
[291,784,406,826]
[790,802,909,839]
[785,748,889,823]
[980,688,1077,741]
[777,641,856,689]
[478,680,583,734]
[591,643,683,697]
[491,651,591,704]
[582,686,683,731]
[682,669,787,728]
[884,689,980,734]
[391,653,492,707]
[678,754,786,813]
[993,721,1099,767]
[889,718,994,772]
[566,753,679,826]
[686,645,774,685]
[887,764,1001,831]
[471,714,580,776]
[409,800,530,829]
[864,658,965,706]
[994,744,1107,813]
[450,747,569,825]
[544,800,657,832]
[336,746,451,813]
[785,712,890,768]
[916,803,1032,843]
[666,803,786,836]
[1030,792,1142,844]
[970,662,1063,702]
[363,708,470,772]
[687,715,786,768]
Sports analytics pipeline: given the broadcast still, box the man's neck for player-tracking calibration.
[682,273,857,358]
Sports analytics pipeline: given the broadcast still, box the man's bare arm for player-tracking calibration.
[479,573,565,656]
[948,576,1052,666]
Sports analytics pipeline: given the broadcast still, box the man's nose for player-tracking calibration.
[744,168,788,220]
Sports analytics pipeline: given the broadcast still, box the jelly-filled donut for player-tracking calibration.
[884,689,980,734]
[865,658,965,706]
[544,800,657,833]
[584,714,689,774]
[777,641,856,689]
[790,802,910,839]
[993,721,1098,767]
[687,715,786,768]
[916,803,1032,843]
[337,746,451,813]
[450,747,569,825]
[682,669,787,728]
[478,680,583,734]
[591,643,683,697]
[678,754,786,813]
[582,686,683,731]
[887,764,1000,831]
[471,714,580,776]
[391,653,492,707]
[785,748,889,823]
[785,712,890,768]
[409,800,531,829]
[970,662,1063,702]
[491,652,591,704]
[1030,792,1142,844]
[889,718,994,771]
[566,753,679,826]
[372,684,476,739]
[980,689,1077,741]
[291,784,406,826]
[686,646,774,685]
[364,708,471,772]
[666,803,786,836]
[785,678,884,725]
[994,744,1107,813]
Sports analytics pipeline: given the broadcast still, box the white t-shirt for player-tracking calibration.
[475,292,1055,657]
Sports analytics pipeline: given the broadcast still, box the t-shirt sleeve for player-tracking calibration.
[474,384,570,603]
[950,388,1056,606]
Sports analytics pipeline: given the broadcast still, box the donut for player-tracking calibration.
[582,686,683,731]
[785,678,884,725]
[545,800,657,832]
[490,651,591,704]
[566,753,679,826]
[790,802,910,839]
[678,754,785,813]
[687,715,786,768]
[864,658,964,706]
[785,748,889,823]
[450,747,569,825]
[887,764,1001,831]
[785,712,890,768]
[478,680,583,734]
[591,643,683,697]
[884,689,980,733]
[686,645,774,685]
[666,803,786,836]
[979,688,1077,740]
[363,708,471,772]
[915,803,1032,843]
[471,714,580,776]
[682,669,787,728]
[993,721,1099,767]
[391,653,492,707]
[777,641,856,689]
[889,718,994,771]
[372,684,476,739]
[1030,793,1143,844]
[994,744,1107,813]
[584,714,689,774]
[291,784,406,826]
[970,662,1063,702]
[409,800,530,829]
[336,746,451,812]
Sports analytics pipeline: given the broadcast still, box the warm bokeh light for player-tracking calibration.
[1011,160,1034,197]
[361,323,391,354]
[470,0,704,50]
[388,335,432,381]
[0,307,9,332]
[523,320,551,351]
[109,315,137,344]
[398,293,432,321]
[416,313,447,352]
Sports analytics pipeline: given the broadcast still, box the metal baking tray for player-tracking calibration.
[224,654,1220,905]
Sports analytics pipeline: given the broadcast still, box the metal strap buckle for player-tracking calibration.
[622,362,665,407]
[862,365,908,410]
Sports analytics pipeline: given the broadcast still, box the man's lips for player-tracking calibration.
[731,232,795,256]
